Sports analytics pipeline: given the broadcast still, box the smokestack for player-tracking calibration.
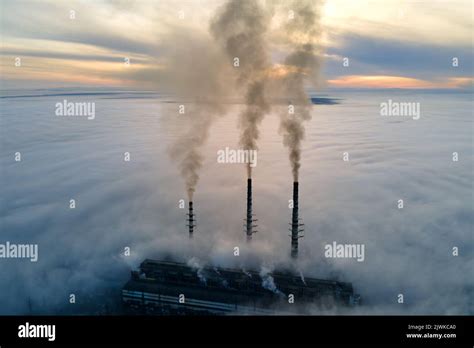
[290,182,304,258]
[187,201,196,238]
[245,178,257,241]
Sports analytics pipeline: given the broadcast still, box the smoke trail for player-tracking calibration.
[242,268,253,278]
[213,267,230,288]
[278,0,324,181]
[299,270,307,286]
[170,113,212,200]
[188,257,207,285]
[211,0,272,178]
[165,30,232,201]
[259,266,285,296]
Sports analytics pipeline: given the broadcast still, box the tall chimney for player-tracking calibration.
[290,182,304,258]
[245,178,257,240]
[187,201,196,238]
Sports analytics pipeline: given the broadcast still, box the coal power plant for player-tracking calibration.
[122,259,360,315]
[122,179,360,315]
[116,0,359,316]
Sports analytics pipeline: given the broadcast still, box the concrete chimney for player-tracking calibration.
[245,178,257,240]
[187,201,196,238]
[290,182,304,258]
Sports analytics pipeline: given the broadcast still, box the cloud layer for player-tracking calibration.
[0,89,472,314]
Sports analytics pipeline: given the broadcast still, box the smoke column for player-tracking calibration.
[211,0,272,178]
[170,113,213,201]
[278,0,323,181]
[166,31,232,202]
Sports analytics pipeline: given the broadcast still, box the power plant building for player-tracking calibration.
[122,259,360,315]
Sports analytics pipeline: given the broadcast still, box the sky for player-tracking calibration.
[0,0,473,90]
